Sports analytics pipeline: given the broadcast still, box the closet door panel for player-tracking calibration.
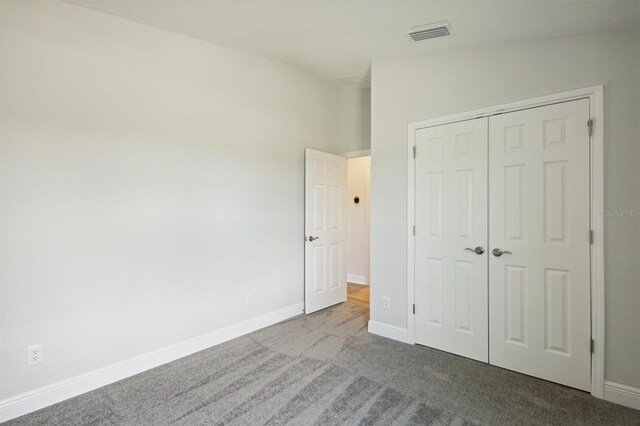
[414,118,489,362]
[488,99,591,391]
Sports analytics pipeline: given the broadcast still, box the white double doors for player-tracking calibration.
[414,99,591,391]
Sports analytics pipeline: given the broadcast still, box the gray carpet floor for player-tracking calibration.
[5,302,640,425]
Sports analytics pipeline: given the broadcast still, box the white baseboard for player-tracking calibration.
[367,320,408,343]
[347,274,368,285]
[604,381,640,410]
[0,303,304,423]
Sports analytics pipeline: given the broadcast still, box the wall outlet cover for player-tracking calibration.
[383,297,391,310]
[27,344,43,366]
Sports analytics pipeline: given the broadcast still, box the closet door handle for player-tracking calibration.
[492,248,512,257]
[464,246,485,255]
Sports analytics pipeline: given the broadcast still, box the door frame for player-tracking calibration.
[341,149,371,158]
[406,85,605,398]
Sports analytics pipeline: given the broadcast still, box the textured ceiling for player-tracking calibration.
[64,0,640,82]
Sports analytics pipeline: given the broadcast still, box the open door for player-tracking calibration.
[305,148,347,314]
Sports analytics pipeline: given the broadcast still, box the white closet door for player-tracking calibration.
[304,149,347,314]
[415,118,489,362]
[489,99,591,391]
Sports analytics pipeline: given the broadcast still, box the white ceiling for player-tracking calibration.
[64,0,640,83]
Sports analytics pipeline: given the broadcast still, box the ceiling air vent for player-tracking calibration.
[406,21,453,42]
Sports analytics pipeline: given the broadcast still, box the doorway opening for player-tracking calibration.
[303,149,371,316]
[346,155,371,314]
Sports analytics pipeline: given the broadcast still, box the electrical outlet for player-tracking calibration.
[246,293,254,306]
[383,297,391,310]
[27,344,43,366]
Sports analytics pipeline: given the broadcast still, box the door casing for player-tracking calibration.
[406,85,604,398]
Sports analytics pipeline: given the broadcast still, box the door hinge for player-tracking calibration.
[413,225,416,236]
[590,338,595,353]
[588,118,594,136]
[589,230,594,244]
[412,145,416,159]
[413,304,416,314]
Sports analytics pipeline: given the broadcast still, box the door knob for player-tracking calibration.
[464,246,485,255]
[306,236,319,242]
[492,248,512,257]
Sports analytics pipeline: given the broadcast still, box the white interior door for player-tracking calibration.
[305,149,347,314]
[488,99,591,391]
[414,118,489,362]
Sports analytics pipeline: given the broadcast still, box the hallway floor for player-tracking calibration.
[347,283,370,307]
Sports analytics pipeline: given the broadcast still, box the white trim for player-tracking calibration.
[588,85,605,399]
[408,85,605,130]
[406,85,605,398]
[347,274,369,285]
[407,125,416,345]
[368,321,408,342]
[604,381,640,410]
[0,303,304,423]
[341,149,371,158]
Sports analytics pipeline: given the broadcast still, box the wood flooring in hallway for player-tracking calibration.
[347,283,369,306]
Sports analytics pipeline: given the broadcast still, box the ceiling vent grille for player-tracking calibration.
[406,21,453,42]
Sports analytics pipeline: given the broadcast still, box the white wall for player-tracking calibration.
[347,157,370,285]
[370,28,640,389]
[0,0,343,401]
[337,88,371,153]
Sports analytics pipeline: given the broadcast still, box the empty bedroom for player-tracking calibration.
[1,0,640,424]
